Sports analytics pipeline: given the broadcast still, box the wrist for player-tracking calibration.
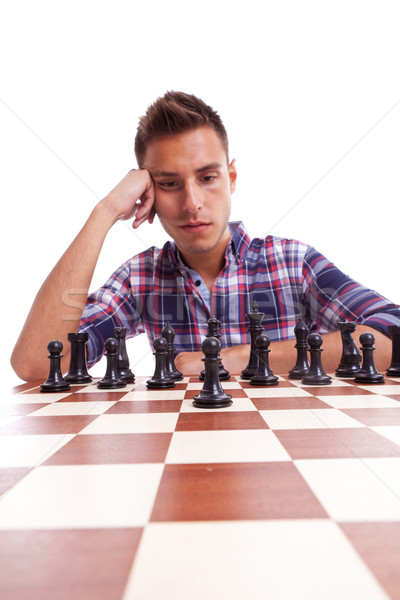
[92,198,120,229]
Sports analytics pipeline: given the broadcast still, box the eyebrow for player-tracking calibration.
[151,162,223,178]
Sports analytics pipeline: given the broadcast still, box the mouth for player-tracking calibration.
[180,222,211,234]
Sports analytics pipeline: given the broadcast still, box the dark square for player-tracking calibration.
[105,400,183,414]
[0,415,99,435]
[0,528,142,600]
[150,462,328,521]
[251,397,331,410]
[340,408,400,426]
[340,523,400,600]
[275,428,400,459]
[175,411,268,431]
[0,467,32,495]
[43,432,173,465]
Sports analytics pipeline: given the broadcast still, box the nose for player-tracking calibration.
[182,181,203,213]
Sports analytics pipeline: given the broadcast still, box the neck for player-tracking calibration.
[179,229,231,290]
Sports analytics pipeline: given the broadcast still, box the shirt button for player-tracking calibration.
[195,280,201,286]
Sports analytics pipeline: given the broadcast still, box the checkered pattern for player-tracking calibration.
[79,222,400,367]
[1,375,400,599]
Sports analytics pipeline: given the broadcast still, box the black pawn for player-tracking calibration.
[65,332,92,383]
[40,340,71,393]
[288,318,310,379]
[147,337,175,389]
[241,300,265,379]
[335,321,362,377]
[354,332,385,383]
[114,327,135,383]
[199,316,230,381]
[250,333,279,386]
[193,337,232,408]
[302,333,332,385]
[97,338,127,389]
[161,322,183,381]
[387,325,400,377]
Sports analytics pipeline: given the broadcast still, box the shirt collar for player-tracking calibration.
[227,221,251,263]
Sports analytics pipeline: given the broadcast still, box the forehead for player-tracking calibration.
[142,127,227,172]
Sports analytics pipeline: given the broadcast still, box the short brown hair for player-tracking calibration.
[134,91,229,166]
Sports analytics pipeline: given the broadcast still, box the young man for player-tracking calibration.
[11,92,399,381]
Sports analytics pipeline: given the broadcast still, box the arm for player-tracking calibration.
[175,324,392,376]
[11,169,155,381]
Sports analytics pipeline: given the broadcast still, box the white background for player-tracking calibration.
[1,0,399,386]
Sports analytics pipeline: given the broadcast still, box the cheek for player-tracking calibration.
[153,191,179,214]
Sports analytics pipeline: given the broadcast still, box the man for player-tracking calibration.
[11,91,399,381]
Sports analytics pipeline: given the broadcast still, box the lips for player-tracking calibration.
[180,222,210,234]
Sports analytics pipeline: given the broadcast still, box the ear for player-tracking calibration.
[228,159,237,193]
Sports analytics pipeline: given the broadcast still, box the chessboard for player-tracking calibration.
[1,374,400,600]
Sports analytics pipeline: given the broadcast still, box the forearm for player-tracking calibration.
[11,202,115,380]
[175,324,392,377]
[260,325,391,374]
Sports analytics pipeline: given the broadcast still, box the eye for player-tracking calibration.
[201,174,217,182]
[159,181,178,188]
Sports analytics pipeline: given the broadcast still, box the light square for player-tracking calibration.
[361,385,400,395]
[119,390,186,401]
[29,401,117,416]
[0,463,163,529]
[122,520,388,600]
[75,382,135,393]
[245,387,314,398]
[372,426,400,446]
[79,412,179,434]
[363,457,400,498]
[11,393,71,404]
[0,416,22,427]
[290,379,352,388]
[165,429,290,463]
[295,458,400,521]
[260,409,365,430]
[0,434,75,467]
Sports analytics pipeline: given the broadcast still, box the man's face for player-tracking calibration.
[142,127,237,259]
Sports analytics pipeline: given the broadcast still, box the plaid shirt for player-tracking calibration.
[79,221,400,366]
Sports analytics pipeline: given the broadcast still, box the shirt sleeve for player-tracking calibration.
[78,261,144,367]
[302,246,400,336]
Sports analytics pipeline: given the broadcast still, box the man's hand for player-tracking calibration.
[100,168,156,229]
[175,345,250,376]
[175,351,204,376]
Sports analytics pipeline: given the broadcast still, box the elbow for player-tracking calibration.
[10,352,46,383]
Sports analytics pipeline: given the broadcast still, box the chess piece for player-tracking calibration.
[354,332,385,383]
[147,337,175,389]
[161,322,183,381]
[335,321,362,377]
[250,333,279,386]
[65,332,92,383]
[40,340,71,392]
[301,333,332,385]
[114,326,135,383]
[97,338,127,389]
[288,318,310,379]
[199,316,230,380]
[386,325,400,377]
[193,337,232,408]
[241,300,265,379]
